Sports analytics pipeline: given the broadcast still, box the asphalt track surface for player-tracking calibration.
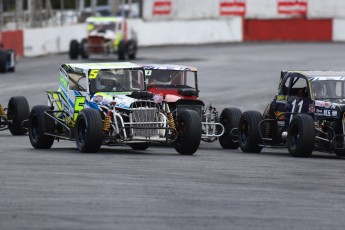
[1,43,345,230]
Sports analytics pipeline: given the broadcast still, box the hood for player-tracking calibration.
[147,86,198,103]
[91,92,137,109]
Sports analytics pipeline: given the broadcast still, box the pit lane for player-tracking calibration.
[1,43,345,230]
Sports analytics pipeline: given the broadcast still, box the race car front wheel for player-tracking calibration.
[287,114,315,157]
[7,96,30,135]
[174,110,201,155]
[75,108,103,153]
[29,105,55,149]
[238,111,263,153]
[219,107,242,149]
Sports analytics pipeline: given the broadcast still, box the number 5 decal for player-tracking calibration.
[73,96,86,121]
[89,69,99,79]
[290,99,303,122]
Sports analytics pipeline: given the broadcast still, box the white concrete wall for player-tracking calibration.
[128,18,242,46]
[24,24,87,57]
[308,0,345,19]
[333,18,345,41]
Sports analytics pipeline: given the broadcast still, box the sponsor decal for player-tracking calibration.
[219,0,246,16]
[278,0,307,15]
[153,0,172,15]
[315,108,336,117]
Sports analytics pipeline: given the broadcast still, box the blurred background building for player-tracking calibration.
[0,0,141,30]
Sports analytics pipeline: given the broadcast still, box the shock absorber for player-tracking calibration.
[0,104,6,117]
[165,103,176,130]
[212,107,219,122]
[103,111,112,132]
[167,112,176,130]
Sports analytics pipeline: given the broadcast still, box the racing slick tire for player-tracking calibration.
[219,107,242,149]
[287,114,315,158]
[0,51,7,73]
[69,39,79,60]
[127,39,137,60]
[75,108,103,153]
[118,40,126,60]
[29,105,55,149]
[174,110,201,155]
[238,111,263,153]
[7,96,30,135]
[80,38,89,59]
[129,143,150,150]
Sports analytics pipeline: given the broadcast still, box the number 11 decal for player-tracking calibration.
[290,99,303,122]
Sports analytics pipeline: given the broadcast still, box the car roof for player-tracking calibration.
[142,64,197,72]
[86,16,124,23]
[65,62,142,71]
[286,70,345,79]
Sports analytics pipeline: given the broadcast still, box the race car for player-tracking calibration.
[69,17,137,61]
[238,70,345,157]
[143,64,242,149]
[28,62,201,155]
[0,96,29,135]
[0,49,16,73]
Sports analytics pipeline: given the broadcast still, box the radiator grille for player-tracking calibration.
[131,101,160,137]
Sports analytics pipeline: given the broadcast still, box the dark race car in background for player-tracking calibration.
[238,70,345,157]
[143,64,242,149]
[0,48,16,73]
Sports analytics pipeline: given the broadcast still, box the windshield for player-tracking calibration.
[89,69,145,94]
[310,79,345,100]
[145,69,196,88]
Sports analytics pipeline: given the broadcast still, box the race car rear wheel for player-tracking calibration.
[219,107,242,149]
[174,110,201,155]
[80,38,89,59]
[129,143,150,150]
[238,111,263,153]
[75,108,103,153]
[118,40,126,60]
[7,96,30,135]
[29,105,55,149]
[69,39,79,60]
[287,114,315,157]
[127,39,137,60]
[0,52,7,73]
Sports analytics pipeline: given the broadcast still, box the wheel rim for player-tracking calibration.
[77,117,87,146]
[289,124,299,150]
[240,118,249,145]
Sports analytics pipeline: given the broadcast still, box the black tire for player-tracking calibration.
[287,114,315,157]
[79,38,89,59]
[238,111,263,153]
[0,52,7,73]
[219,107,242,149]
[118,40,126,60]
[75,108,103,153]
[7,96,30,135]
[127,39,137,60]
[174,110,201,155]
[129,143,150,150]
[334,149,345,157]
[29,105,55,149]
[69,39,79,60]
[8,66,15,72]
